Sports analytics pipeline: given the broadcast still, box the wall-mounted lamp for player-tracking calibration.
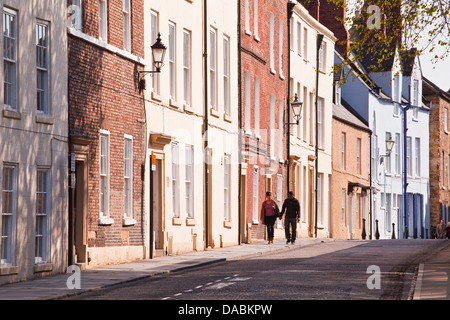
[380,134,395,164]
[287,93,303,125]
[138,33,167,91]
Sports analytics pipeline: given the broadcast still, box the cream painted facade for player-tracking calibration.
[289,4,336,238]
[144,0,239,256]
[0,0,68,285]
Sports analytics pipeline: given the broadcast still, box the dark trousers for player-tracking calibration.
[285,217,297,242]
[265,215,277,239]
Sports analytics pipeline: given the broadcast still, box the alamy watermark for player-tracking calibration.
[366,265,381,290]
[66,265,81,289]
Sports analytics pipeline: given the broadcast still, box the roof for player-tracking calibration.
[423,76,450,103]
[333,99,371,133]
[400,48,418,76]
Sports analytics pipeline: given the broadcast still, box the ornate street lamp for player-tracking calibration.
[138,33,167,91]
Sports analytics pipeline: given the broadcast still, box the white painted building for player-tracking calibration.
[0,0,69,285]
[289,3,336,238]
[144,0,239,256]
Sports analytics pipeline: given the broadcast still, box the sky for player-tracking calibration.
[345,0,450,92]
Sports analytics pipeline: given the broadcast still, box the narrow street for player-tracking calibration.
[64,239,447,300]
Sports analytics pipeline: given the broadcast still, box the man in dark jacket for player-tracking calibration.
[279,191,301,244]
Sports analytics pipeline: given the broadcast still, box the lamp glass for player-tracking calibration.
[151,33,167,70]
[386,138,395,153]
[291,94,303,119]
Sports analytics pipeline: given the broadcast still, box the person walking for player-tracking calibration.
[279,191,300,245]
[437,219,446,239]
[260,192,280,244]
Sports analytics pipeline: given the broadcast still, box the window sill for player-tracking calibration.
[0,265,18,276]
[34,263,53,273]
[184,104,194,114]
[172,217,183,225]
[254,35,260,42]
[169,98,180,109]
[223,113,232,123]
[152,91,162,102]
[123,218,137,226]
[98,217,114,226]
[3,109,21,120]
[224,220,232,229]
[186,218,196,226]
[210,108,220,118]
[35,113,54,125]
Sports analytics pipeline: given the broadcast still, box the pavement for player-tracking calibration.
[413,240,450,300]
[0,238,331,300]
[0,237,449,300]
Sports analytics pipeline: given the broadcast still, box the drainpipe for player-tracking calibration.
[314,34,324,238]
[287,2,295,198]
[403,85,411,239]
[237,0,242,245]
[203,0,209,248]
[369,131,373,239]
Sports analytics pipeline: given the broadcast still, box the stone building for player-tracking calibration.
[0,0,69,285]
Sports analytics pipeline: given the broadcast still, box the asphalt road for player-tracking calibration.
[64,239,447,301]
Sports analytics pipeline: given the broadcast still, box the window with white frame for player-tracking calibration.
[36,21,50,114]
[279,19,284,77]
[406,136,412,176]
[254,0,259,39]
[254,75,260,136]
[317,173,323,225]
[341,132,346,170]
[151,10,159,93]
[415,138,420,176]
[3,9,17,110]
[278,99,284,159]
[71,0,83,31]
[210,27,217,110]
[124,135,133,219]
[1,165,16,266]
[244,0,250,35]
[269,13,275,73]
[223,35,230,115]
[252,167,259,222]
[303,27,308,60]
[99,131,110,218]
[270,94,275,158]
[386,193,391,232]
[445,108,449,132]
[172,143,180,218]
[183,29,191,106]
[385,132,392,174]
[123,0,131,51]
[296,22,301,55]
[318,41,326,72]
[99,0,108,42]
[341,188,346,226]
[317,97,324,148]
[35,169,50,264]
[224,154,231,221]
[395,133,400,174]
[303,87,308,141]
[357,138,361,175]
[169,22,176,100]
[185,145,194,218]
[244,70,251,133]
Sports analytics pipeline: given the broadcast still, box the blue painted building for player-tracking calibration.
[335,46,430,239]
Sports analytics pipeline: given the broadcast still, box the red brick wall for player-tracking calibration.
[240,0,288,240]
[68,0,146,248]
[428,95,450,227]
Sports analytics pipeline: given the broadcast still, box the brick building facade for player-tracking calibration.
[68,0,147,268]
[240,0,288,241]
[423,77,450,235]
